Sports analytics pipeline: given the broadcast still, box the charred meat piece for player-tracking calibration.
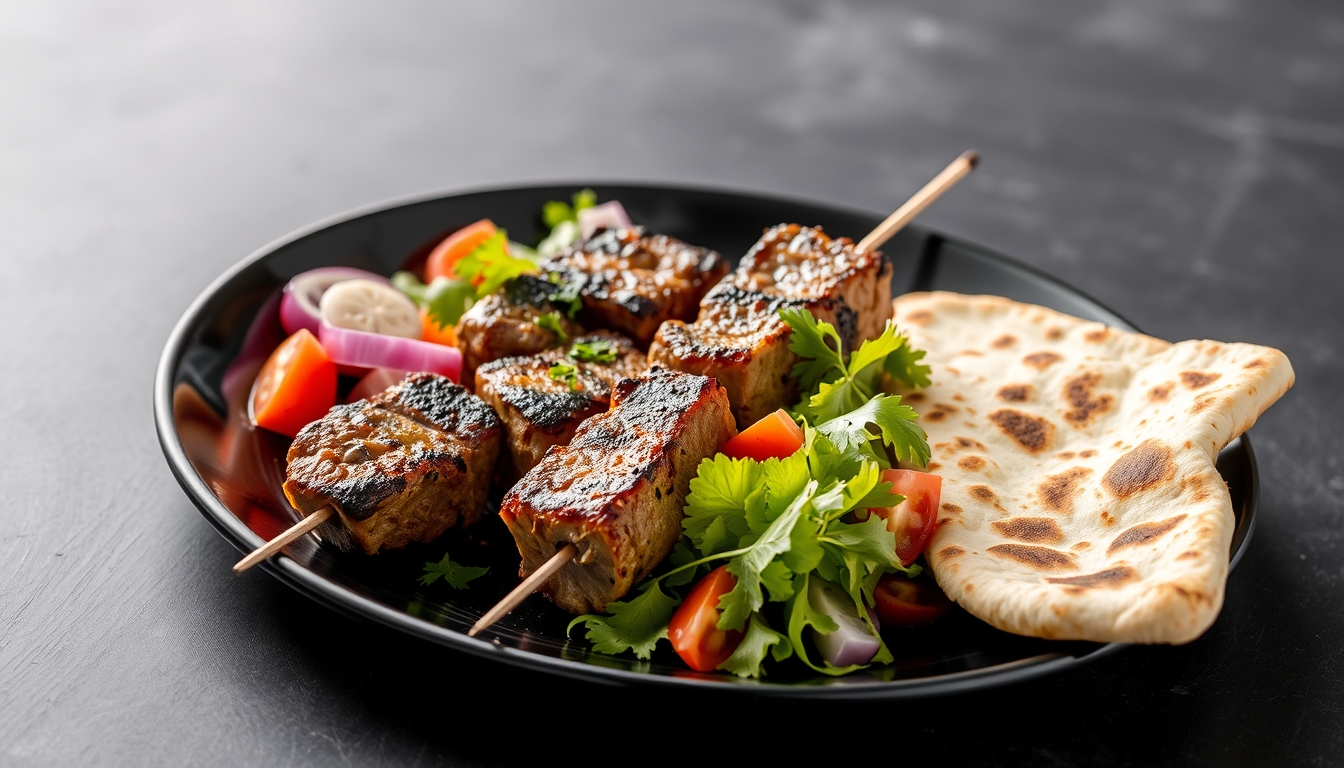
[283,373,501,555]
[474,332,648,481]
[499,369,735,614]
[649,223,891,428]
[455,274,584,384]
[732,223,892,342]
[649,284,856,429]
[543,227,727,346]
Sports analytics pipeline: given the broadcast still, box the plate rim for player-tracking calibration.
[153,180,1258,698]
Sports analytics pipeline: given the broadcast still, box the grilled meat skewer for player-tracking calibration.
[283,373,501,555]
[455,274,584,385]
[474,331,648,482]
[499,369,735,614]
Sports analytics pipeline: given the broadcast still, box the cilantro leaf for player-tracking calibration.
[546,272,584,318]
[569,338,618,364]
[882,336,932,390]
[547,361,579,391]
[717,613,792,678]
[392,271,475,328]
[454,230,541,298]
[719,479,817,630]
[813,394,930,467]
[568,580,679,659]
[684,455,763,556]
[779,307,846,391]
[542,188,597,228]
[419,554,489,589]
[533,311,569,343]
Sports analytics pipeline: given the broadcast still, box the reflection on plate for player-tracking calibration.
[154,184,1257,699]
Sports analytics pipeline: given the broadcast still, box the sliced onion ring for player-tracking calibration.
[319,322,461,382]
[281,267,388,336]
[808,577,881,668]
[577,200,633,238]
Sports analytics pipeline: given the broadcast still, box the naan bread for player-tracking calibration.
[891,292,1293,644]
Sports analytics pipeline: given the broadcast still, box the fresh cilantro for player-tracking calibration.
[533,311,569,343]
[542,188,597,228]
[568,337,618,364]
[814,395,930,468]
[684,454,765,555]
[718,480,818,630]
[546,272,584,318]
[391,271,475,328]
[568,580,679,659]
[717,613,792,678]
[419,554,489,589]
[453,230,542,298]
[547,361,580,391]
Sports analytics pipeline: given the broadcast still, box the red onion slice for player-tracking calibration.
[318,322,461,382]
[577,200,633,238]
[808,577,881,668]
[345,367,410,404]
[280,267,388,336]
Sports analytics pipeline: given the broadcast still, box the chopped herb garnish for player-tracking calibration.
[392,271,475,328]
[547,361,580,391]
[419,554,489,589]
[546,272,584,318]
[569,338,618,364]
[533,311,568,343]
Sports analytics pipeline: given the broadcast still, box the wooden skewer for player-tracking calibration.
[856,150,979,253]
[233,506,334,573]
[468,543,577,637]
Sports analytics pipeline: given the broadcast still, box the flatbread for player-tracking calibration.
[890,292,1294,644]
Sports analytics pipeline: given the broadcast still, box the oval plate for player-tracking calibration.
[154,183,1257,699]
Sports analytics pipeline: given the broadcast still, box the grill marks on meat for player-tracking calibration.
[649,223,891,428]
[499,369,735,614]
[474,332,648,481]
[283,373,501,555]
[542,227,727,347]
[455,275,583,384]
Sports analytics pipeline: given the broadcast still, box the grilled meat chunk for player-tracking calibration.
[649,223,891,428]
[455,274,584,384]
[283,373,501,555]
[649,284,856,429]
[499,369,735,614]
[543,227,727,346]
[474,332,648,481]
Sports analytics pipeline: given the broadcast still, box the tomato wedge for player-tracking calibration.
[668,566,745,672]
[425,219,497,283]
[871,469,942,566]
[721,409,804,462]
[872,573,951,627]
[249,329,337,438]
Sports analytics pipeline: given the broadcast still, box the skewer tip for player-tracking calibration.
[960,150,980,169]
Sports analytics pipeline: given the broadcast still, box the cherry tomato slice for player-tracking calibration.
[872,572,951,627]
[721,409,804,462]
[425,219,497,283]
[249,329,337,438]
[871,469,942,566]
[668,566,745,672]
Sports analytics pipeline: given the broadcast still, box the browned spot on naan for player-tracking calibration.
[1063,372,1114,426]
[989,409,1055,452]
[1102,439,1177,498]
[958,456,987,471]
[1056,451,1075,460]
[1244,359,1265,369]
[1149,382,1174,402]
[1079,450,1097,458]
[1084,328,1111,343]
[1045,327,1065,341]
[1101,511,1115,526]
[986,544,1075,571]
[1177,550,1200,560]
[926,462,942,471]
[1190,396,1215,414]
[997,384,1033,402]
[941,503,963,515]
[906,392,926,403]
[1072,541,1091,551]
[1045,566,1137,589]
[1108,514,1187,555]
[1023,351,1062,369]
[1181,371,1222,389]
[906,310,933,326]
[924,403,959,422]
[938,546,965,560]
[1038,467,1094,513]
[968,485,1001,508]
[992,517,1064,543]
[964,584,975,593]
[1181,474,1212,502]
[992,335,1017,349]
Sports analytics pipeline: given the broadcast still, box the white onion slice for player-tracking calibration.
[319,279,421,339]
[319,322,461,382]
[280,267,388,336]
[808,577,881,668]
[577,200,633,238]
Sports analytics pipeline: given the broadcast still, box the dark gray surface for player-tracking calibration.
[1,1,1339,765]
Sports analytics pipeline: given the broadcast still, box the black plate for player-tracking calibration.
[154,183,1258,699]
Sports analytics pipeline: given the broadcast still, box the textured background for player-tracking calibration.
[2,1,1341,765]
